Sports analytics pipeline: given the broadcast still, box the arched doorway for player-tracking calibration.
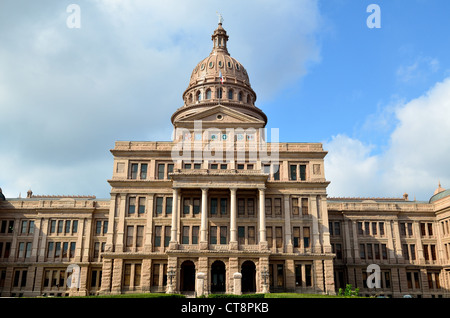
[241,261,256,293]
[180,261,196,292]
[211,260,226,293]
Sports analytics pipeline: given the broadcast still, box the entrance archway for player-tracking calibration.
[180,261,196,291]
[241,260,256,293]
[211,260,226,293]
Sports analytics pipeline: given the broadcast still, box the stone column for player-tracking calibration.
[169,188,180,249]
[259,188,268,250]
[230,188,238,250]
[233,272,242,295]
[200,188,208,249]
[283,194,293,253]
[116,194,127,253]
[144,195,154,253]
[310,196,321,253]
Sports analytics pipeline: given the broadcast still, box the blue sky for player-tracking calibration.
[1,0,449,201]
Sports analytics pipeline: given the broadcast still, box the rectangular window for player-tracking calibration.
[360,244,366,259]
[193,198,200,215]
[156,197,163,215]
[96,221,102,235]
[136,226,144,248]
[128,197,136,214]
[367,243,373,259]
[130,163,138,179]
[210,226,217,244]
[70,242,76,258]
[238,226,245,245]
[220,226,227,244]
[238,199,245,216]
[292,198,299,215]
[290,165,297,181]
[247,199,255,216]
[192,226,199,244]
[248,226,255,244]
[140,164,147,179]
[154,226,161,247]
[55,242,61,258]
[274,198,282,216]
[265,198,272,216]
[166,197,173,215]
[299,165,306,181]
[167,164,174,178]
[276,227,283,248]
[21,221,28,234]
[134,264,141,287]
[62,242,68,258]
[220,198,227,215]
[301,198,309,215]
[182,226,189,244]
[47,242,54,258]
[334,222,341,236]
[164,226,171,247]
[266,227,273,248]
[194,163,202,169]
[158,164,165,180]
[138,197,146,214]
[293,227,300,247]
[303,227,310,248]
[220,164,227,170]
[72,220,78,234]
[126,226,134,247]
[273,164,280,180]
[183,198,191,214]
[57,220,63,234]
[210,198,218,215]
[305,265,312,287]
[123,264,131,287]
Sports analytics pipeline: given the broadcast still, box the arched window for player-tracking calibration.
[238,91,243,102]
[228,89,233,100]
[196,91,202,102]
[217,88,223,99]
[206,89,212,99]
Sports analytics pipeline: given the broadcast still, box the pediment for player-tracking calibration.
[175,105,265,126]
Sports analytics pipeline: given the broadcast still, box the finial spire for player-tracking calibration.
[216,12,224,25]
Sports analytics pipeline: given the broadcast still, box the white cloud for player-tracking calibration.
[396,56,440,83]
[325,77,450,201]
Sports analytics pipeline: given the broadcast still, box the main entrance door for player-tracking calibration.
[211,261,226,293]
[241,261,256,293]
[180,261,196,291]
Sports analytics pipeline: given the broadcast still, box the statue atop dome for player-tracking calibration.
[216,12,224,25]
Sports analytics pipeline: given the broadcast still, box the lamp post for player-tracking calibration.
[167,267,176,294]
[261,267,269,294]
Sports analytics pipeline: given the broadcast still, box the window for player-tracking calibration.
[157,164,165,180]
[228,89,233,100]
[128,197,136,214]
[265,198,272,216]
[210,198,218,215]
[220,198,227,215]
[246,226,255,245]
[301,198,309,215]
[138,197,146,214]
[154,226,161,247]
[130,163,138,179]
[276,227,283,248]
[206,89,212,99]
[183,198,191,215]
[166,197,173,215]
[290,164,307,181]
[220,226,227,244]
[274,198,282,216]
[360,244,366,259]
[247,199,255,216]
[292,198,299,215]
[210,226,217,244]
[193,199,200,215]
[267,227,273,248]
[126,226,134,248]
[293,227,300,247]
[238,227,245,245]
[164,227,171,247]
[192,226,199,244]
[156,197,163,215]
[136,226,144,249]
[216,88,223,99]
[238,199,245,216]
[182,227,189,244]
[303,227,310,248]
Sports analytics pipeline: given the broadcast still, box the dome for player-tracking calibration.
[172,21,267,126]
[430,182,450,203]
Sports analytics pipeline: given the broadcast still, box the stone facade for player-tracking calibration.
[0,22,449,298]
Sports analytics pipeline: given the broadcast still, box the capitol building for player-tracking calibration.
[0,21,449,298]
